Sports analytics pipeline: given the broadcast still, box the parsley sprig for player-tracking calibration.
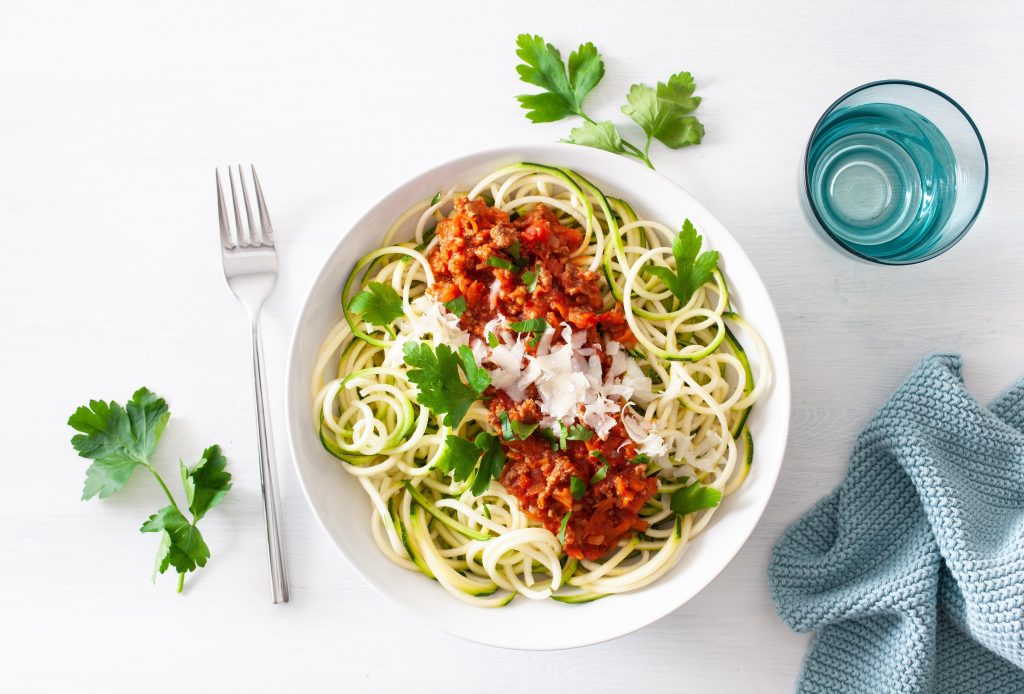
[670,482,722,516]
[437,433,508,496]
[514,34,704,170]
[644,220,719,305]
[348,282,404,335]
[68,388,231,593]
[403,342,491,428]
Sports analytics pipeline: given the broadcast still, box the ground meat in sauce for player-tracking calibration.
[427,196,655,560]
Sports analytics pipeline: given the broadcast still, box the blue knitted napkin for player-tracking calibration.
[768,354,1024,693]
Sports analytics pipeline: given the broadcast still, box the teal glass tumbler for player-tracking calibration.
[803,80,988,264]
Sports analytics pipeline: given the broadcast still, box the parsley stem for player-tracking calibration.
[144,463,179,510]
[177,572,185,593]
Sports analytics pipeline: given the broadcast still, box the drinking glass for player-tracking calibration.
[803,80,988,264]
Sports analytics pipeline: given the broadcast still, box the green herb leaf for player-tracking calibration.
[498,410,514,441]
[403,342,488,428]
[621,72,704,149]
[528,334,542,349]
[509,240,522,264]
[437,435,481,482]
[643,220,718,304]
[487,331,499,348]
[180,445,232,523]
[566,424,593,441]
[629,453,650,465]
[140,505,210,575]
[564,120,626,155]
[511,419,539,440]
[590,450,608,464]
[457,345,492,393]
[521,267,539,292]
[472,432,507,496]
[537,427,558,450]
[68,387,170,500]
[669,482,722,517]
[348,282,404,329]
[430,191,442,206]
[570,476,586,500]
[509,317,550,333]
[557,511,572,544]
[444,296,466,317]
[487,256,514,271]
[514,34,604,123]
[590,463,610,484]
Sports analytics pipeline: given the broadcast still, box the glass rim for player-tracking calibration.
[803,79,989,265]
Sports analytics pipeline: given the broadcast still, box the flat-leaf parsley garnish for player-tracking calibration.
[669,481,722,517]
[644,220,718,305]
[444,295,467,317]
[68,389,230,593]
[348,281,404,333]
[514,34,704,170]
[403,342,491,428]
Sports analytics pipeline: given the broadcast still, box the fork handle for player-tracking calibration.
[249,313,290,603]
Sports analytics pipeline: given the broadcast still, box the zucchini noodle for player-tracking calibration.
[311,163,770,606]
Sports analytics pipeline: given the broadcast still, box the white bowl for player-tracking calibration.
[285,143,791,650]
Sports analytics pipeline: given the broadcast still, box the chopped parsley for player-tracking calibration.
[629,453,650,465]
[590,462,609,484]
[402,342,491,428]
[557,511,572,544]
[521,266,539,292]
[498,410,514,441]
[643,220,718,305]
[486,331,499,348]
[566,423,593,441]
[509,317,549,333]
[348,282,404,331]
[590,450,608,464]
[430,191,442,206]
[472,432,507,496]
[669,482,722,517]
[511,419,539,440]
[443,296,466,317]
[569,475,586,500]
[486,256,514,271]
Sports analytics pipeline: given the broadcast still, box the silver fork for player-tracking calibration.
[216,165,289,604]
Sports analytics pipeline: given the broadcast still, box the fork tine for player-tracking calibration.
[216,170,235,249]
[238,165,259,245]
[228,167,249,247]
[251,165,275,247]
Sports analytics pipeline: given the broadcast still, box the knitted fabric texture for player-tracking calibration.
[768,354,1024,693]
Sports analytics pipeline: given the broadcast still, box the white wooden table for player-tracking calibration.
[3,1,1022,691]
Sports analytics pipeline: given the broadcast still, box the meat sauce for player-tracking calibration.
[427,197,657,560]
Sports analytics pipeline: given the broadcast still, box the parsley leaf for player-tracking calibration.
[472,432,507,496]
[670,482,722,516]
[141,505,210,576]
[513,35,704,170]
[570,476,586,500]
[644,220,719,304]
[69,387,170,500]
[498,410,514,441]
[629,453,650,465]
[437,435,481,482]
[180,444,232,523]
[590,450,608,464]
[68,388,230,592]
[444,296,466,317]
[514,34,604,123]
[622,72,704,149]
[403,342,490,428]
[509,317,549,333]
[566,424,593,441]
[557,511,572,544]
[348,282,404,330]
[487,331,499,348]
[487,256,514,271]
[511,419,538,440]
[590,463,609,484]
[430,191,442,206]
[564,120,626,155]
[521,266,539,292]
